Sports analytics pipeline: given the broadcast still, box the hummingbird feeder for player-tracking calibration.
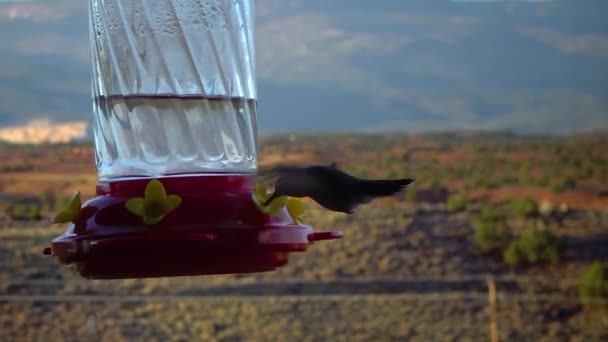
[43,0,342,279]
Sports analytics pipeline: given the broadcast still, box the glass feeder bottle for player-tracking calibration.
[90,0,258,181]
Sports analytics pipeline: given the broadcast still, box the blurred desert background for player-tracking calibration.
[1,132,608,341]
[2,0,608,341]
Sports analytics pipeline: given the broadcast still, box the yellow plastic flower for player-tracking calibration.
[51,191,81,224]
[252,181,308,223]
[125,179,182,225]
[252,181,288,218]
[286,198,307,224]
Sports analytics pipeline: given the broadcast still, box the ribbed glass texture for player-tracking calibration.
[89,0,258,181]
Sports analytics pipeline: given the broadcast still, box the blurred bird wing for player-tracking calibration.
[259,165,324,196]
[256,166,302,187]
[258,165,305,179]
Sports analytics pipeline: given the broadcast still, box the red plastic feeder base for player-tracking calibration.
[43,174,342,279]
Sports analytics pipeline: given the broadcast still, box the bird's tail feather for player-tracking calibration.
[360,178,414,197]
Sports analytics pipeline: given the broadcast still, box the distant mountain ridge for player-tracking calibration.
[0,0,607,135]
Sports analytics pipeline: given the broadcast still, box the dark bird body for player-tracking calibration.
[260,164,414,214]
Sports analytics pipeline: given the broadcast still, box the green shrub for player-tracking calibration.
[38,189,56,210]
[6,203,43,221]
[503,242,524,268]
[537,175,551,187]
[28,205,42,220]
[550,183,563,194]
[472,206,511,253]
[510,197,538,218]
[476,206,506,223]
[578,262,608,307]
[404,189,417,203]
[503,228,561,267]
[446,193,468,213]
[469,175,486,188]
[517,228,561,263]
[427,177,442,190]
[590,162,608,181]
[473,221,511,253]
[552,176,577,193]
[560,176,577,190]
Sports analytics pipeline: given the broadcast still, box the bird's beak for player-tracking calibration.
[263,192,278,207]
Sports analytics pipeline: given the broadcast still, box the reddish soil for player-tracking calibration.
[471,186,608,211]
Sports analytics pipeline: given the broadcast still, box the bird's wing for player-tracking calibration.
[258,165,325,196]
[258,165,305,177]
[256,165,302,184]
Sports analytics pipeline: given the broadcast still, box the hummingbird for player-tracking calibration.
[259,163,414,214]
